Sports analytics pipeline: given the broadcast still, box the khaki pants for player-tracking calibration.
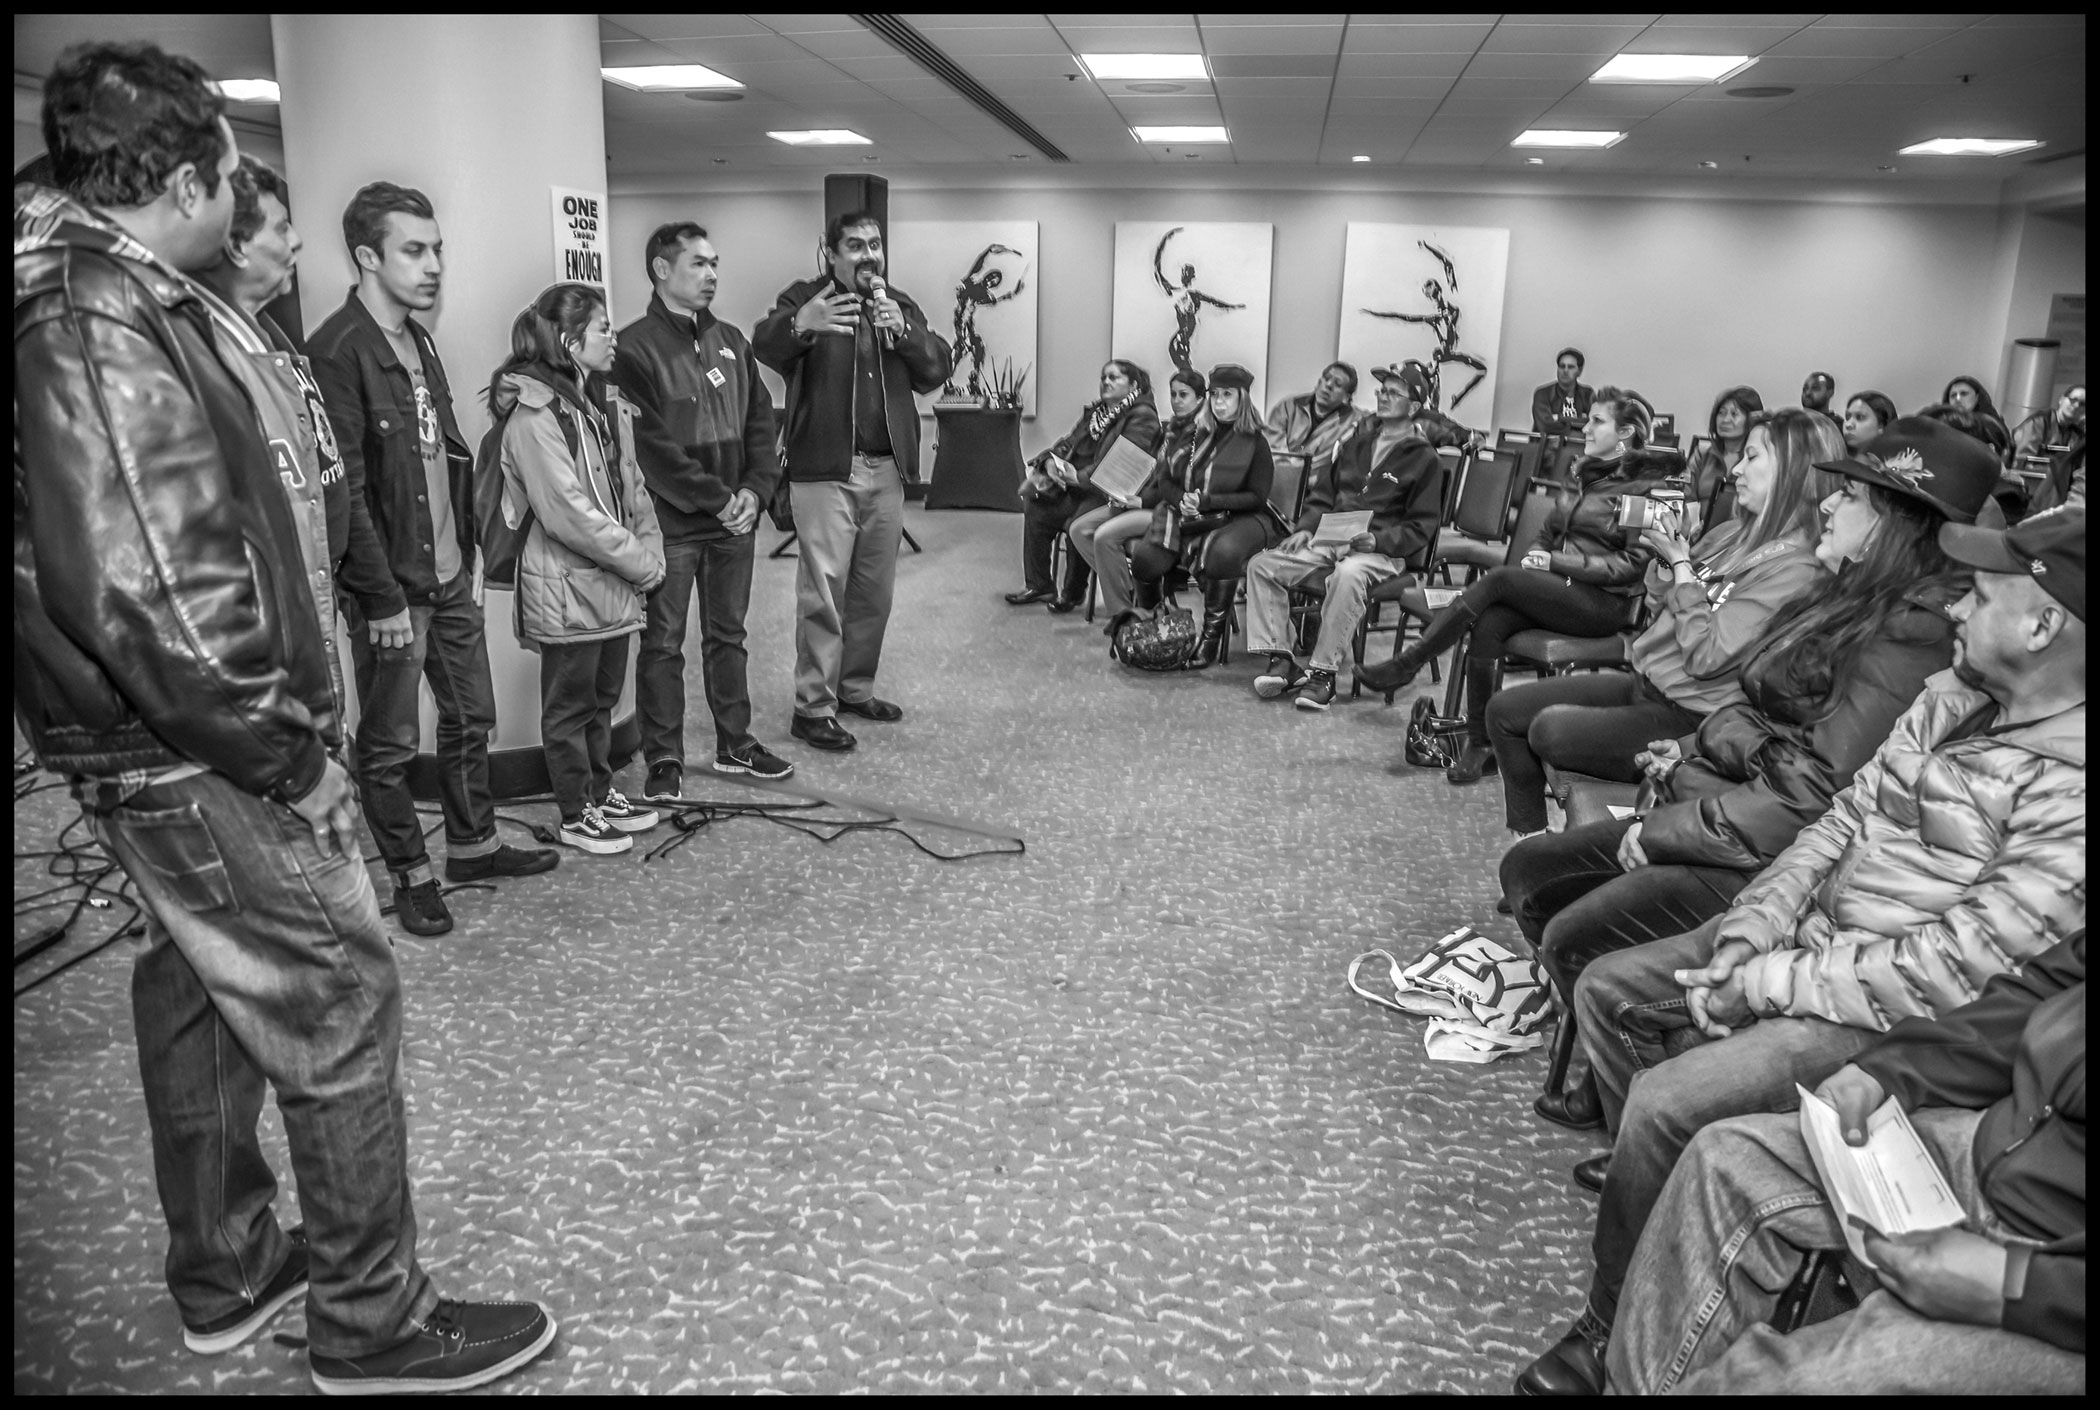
[1243,542,1402,674]
[1069,504,1152,616]
[789,454,903,718]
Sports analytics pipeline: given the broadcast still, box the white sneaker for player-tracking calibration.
[597,789,659,833]
[559,805,632,855]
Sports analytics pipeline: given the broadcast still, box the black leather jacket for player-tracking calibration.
[14,187,335,803]
[308,291,471,614]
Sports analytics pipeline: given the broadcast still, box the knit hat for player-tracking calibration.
[1938,503,2086,622]
[1208,363,1254,393]
[1814,416,2000,524]
[1372,362,1431,402]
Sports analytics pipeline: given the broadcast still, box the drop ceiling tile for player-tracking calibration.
[748,13,862,35]
[606,13,774,41]
[1214,78,1340,100]
[1052,24,1203,51]
[1200,25,1346,56]
[1342,24,1493,55]
[1658,12,1822,24]
[599,39,687,66]
[1679,53,1895,86]
[1974,11,2087,23]
[671,57,853,90]
[948,54,1091,79]
[827,55,932,82]
[1763,26,1963,58]
[1817,13,1988,25]
[1449,75,1582,99]
[1336,52,1474,79]
[1462,52,1615,79]
[1102,95,1226,121]
[1623,25,1810,54]
[1501,13,1661,24]
[906,27,1077,57]
[783,29,906,60]
[900,12,1057,28]
[1331,75,1459,100]
[1326,95,1449,116]
[1199,12,1344,23]
[1482,24,1652,55]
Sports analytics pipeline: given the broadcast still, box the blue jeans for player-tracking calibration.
[1574,923,1879,1321]
[637,533,757,762]
[1609,1108,2084,1394]
[346,571,498,885]
[99,771,437,1357]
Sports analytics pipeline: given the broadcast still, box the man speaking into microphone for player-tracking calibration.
[755,211,951,752]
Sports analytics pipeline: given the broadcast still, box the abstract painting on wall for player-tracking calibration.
[1112,221,1275,408]
[889,220,1038,417]
[1337,222,1510,423]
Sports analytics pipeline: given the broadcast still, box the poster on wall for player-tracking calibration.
[551,186,609,298]
[1112,221,1274,407]
[1337,222,1509,424]
[889,220,1039,418]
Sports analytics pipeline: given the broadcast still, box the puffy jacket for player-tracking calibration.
[1264,392,1364,470]
[609,296,779,543]
[1720,670,2085,1031]
[1294,418,1445,569]
[1148,424,1275,517]
[1854,932,2084,1355]
[1533,447,1683,596]
[309,291,472,615]
[1627,522,1825,717]
[13,186,335,804]
[752,274,951,483]
[1530,379,1593,437]
[1640,580,1962,872]
[494,372,664,646]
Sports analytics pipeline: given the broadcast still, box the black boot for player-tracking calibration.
[1357,598,1477,696]
[1133,578,1162,612]
[1514,1308,1611,1395]
[1184,578,1236,670]
[1049,554,1091,614]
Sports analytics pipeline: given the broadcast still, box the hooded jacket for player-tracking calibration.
[1718,670,2085,1031]
[13,186,335,804]
[1626,520,1826,718]
[1639,580,1963,872]
[1854,932,2084,1355]
[1293,417,1446,569]
[493,371,664,646]
[608,295,779,543]
[1533,447,1684,597]
[752,273,951,483]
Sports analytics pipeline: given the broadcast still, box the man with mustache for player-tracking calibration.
[312,183,558,936]
[754,211,951,752]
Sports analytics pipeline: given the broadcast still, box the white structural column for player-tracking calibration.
[273,13,613,771]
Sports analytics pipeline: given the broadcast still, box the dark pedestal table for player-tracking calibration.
[927,406,1025,512]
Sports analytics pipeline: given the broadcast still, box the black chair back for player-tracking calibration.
[1685,434,1714,467]
[1450,448,1518,541]
[1545,438,1583,484]
[1502,490,1559,568]
[1435,445,1470,521]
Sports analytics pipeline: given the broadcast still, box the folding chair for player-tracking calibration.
[1432,445,1522,582]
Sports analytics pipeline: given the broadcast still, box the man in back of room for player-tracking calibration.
[311,181,558,938]
[612,221,792,797]
[1802,370,1840,429]
[1532,346,1594,437]
[16,41,555,1393]
[753,211,951,753]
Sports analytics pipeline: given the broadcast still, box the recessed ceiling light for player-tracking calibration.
[214,78,280,103]
[1352,154,1371,163]
[1512,130,1625,149]
[602,64,742,92]
[1698,159,1719,169]
[767,130,873,146]
[1524,156,1545,165]
[1133,125,1230,144]
[1898,137,2044,157]
[1081,53,1208,82]
[1010,154,1029,161]
[1125,81,1187,95]
[1591,54,1753,85]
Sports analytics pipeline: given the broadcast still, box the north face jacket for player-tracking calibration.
[1294,417,1446,569]
[1719,670,2085,1031]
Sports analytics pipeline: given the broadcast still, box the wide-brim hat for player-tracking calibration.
[1813,416,2000,524]
[1208,363,1254,393]
[1938,503,2085,622]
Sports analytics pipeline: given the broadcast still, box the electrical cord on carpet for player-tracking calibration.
[14,790,148,999]
[643,796,1025,864]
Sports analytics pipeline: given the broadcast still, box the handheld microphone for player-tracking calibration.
[867,273,898,349]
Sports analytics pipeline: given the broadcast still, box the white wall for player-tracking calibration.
[611,179,2054,463]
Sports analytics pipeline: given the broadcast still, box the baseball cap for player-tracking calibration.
[1938,503,2086,622]
[1372,362,1431,402]
[1814,416,1999,524]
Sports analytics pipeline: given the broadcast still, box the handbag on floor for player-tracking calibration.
[1403,697,1468,769]
[1111,601,1198,671]
[1348,927,1553,1064]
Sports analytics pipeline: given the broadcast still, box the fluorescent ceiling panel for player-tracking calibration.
[1131,124,1231,143]
[602,63,742,90]
[1591,54,1754,83]
[1511,129,1627,148]
[1897,137,2044,156]
[215,78,280,102]
[767,129,874,145]
[1080,53,1210,81]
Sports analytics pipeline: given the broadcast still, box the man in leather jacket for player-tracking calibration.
[14,43,553,1390]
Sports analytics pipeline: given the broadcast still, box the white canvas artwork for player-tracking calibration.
[1337,222,1511,425]
[889,220,1039,418]
[1112,222,1274,408]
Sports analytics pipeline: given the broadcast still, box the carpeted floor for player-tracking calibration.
[14,507,1603,1395]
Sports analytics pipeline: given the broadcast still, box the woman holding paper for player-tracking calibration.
[1004,359,1160,613]
[1075,366,1205,624]
[1128,363,1279,670]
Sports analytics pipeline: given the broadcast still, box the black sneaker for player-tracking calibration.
[309,1298,557,1396]
[596,789,659,834]
[642,761,682,803]
[392,880,453,937]
[184,1227,309,1354]
[714,741,795,779]
[444,843,560,883]
[1293,669,1338,711]
[1253,654,1309,699]
[558,805,632,855]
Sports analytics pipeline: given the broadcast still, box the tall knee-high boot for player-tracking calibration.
[1357,595,1479,694]
[1133,578,1162,612]
[1184,577,1238,670]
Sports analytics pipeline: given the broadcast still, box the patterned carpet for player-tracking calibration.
[13,507,1602,1395]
